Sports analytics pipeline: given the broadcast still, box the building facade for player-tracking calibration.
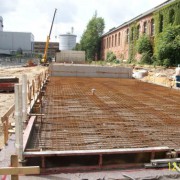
[101,0,179,61]
[0,31,34,55]
[34,41,59,57]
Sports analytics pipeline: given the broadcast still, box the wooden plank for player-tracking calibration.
[1,104,15,123]
[0,77,19,82]
[0,166,40,175]
[23,116,36,151]
[28,113,45,116]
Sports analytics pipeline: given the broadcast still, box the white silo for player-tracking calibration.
[0,16,3,31]
[59,33,77,50]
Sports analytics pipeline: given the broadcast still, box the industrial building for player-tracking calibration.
[34,41,59,57]
[0,31,34,55]
[0,16,3,31]
[101,0,179,60]
[0,16,34,55]
[59,33,77,50]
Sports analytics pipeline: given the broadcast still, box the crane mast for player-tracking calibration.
[41,8,57,64]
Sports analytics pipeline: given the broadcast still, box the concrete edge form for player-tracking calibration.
[49,63,132,78]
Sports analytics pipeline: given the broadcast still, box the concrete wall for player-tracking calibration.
[0,31,34,53]
[50,63,132,78]
[56,51,85,64]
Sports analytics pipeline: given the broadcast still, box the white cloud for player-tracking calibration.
[1,0,166,42]
[0,0,18,14]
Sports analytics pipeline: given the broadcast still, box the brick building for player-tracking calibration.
[101,0,178,61]
[34,41,59,57]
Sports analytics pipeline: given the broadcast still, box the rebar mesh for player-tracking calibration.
[27,77,180,151]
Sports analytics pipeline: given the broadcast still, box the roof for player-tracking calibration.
[59,34,77,37]
[102,0,176,37]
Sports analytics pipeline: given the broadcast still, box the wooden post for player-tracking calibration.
[3,117,8,145]
[22,75,27,123]
[11,155,18,180]
[15,84,23,162]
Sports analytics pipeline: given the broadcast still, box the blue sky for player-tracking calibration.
[1,0,166,42]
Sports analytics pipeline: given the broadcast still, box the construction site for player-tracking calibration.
[0,62,179,180]
[0,0,180,179]
[25,65,180,161]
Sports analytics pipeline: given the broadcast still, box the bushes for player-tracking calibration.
[141,52,153,65]
[136,35,153,64]
[163,59,171,67]
[106,51,116,62]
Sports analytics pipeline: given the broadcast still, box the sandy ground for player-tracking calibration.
[0,65,48,149]
[143,68,177,88]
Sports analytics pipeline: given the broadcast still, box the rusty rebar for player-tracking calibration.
[26,77,180,151]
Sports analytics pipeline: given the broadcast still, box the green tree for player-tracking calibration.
[80,12,105,60]
[73,43,81,51]
[156,25,180,66]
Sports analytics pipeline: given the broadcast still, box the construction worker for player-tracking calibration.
[175,64,180,87]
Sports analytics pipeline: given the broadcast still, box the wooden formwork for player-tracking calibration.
[0,70,49,148]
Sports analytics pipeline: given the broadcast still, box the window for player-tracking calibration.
[143,21,147,34]
[118,32,121,46]
[131,27,134,41]
[159,14,163,33]
[107,38,108,48]
[112,35,114,47]
[151,19,155,36]
[126,28,129,43]
[137,24,140,39]
[109,37,111,48]
[169,9,175,24]
[115,34,117,46]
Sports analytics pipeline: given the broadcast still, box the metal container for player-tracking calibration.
[59,33,77,50]
[0,16,3,31]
